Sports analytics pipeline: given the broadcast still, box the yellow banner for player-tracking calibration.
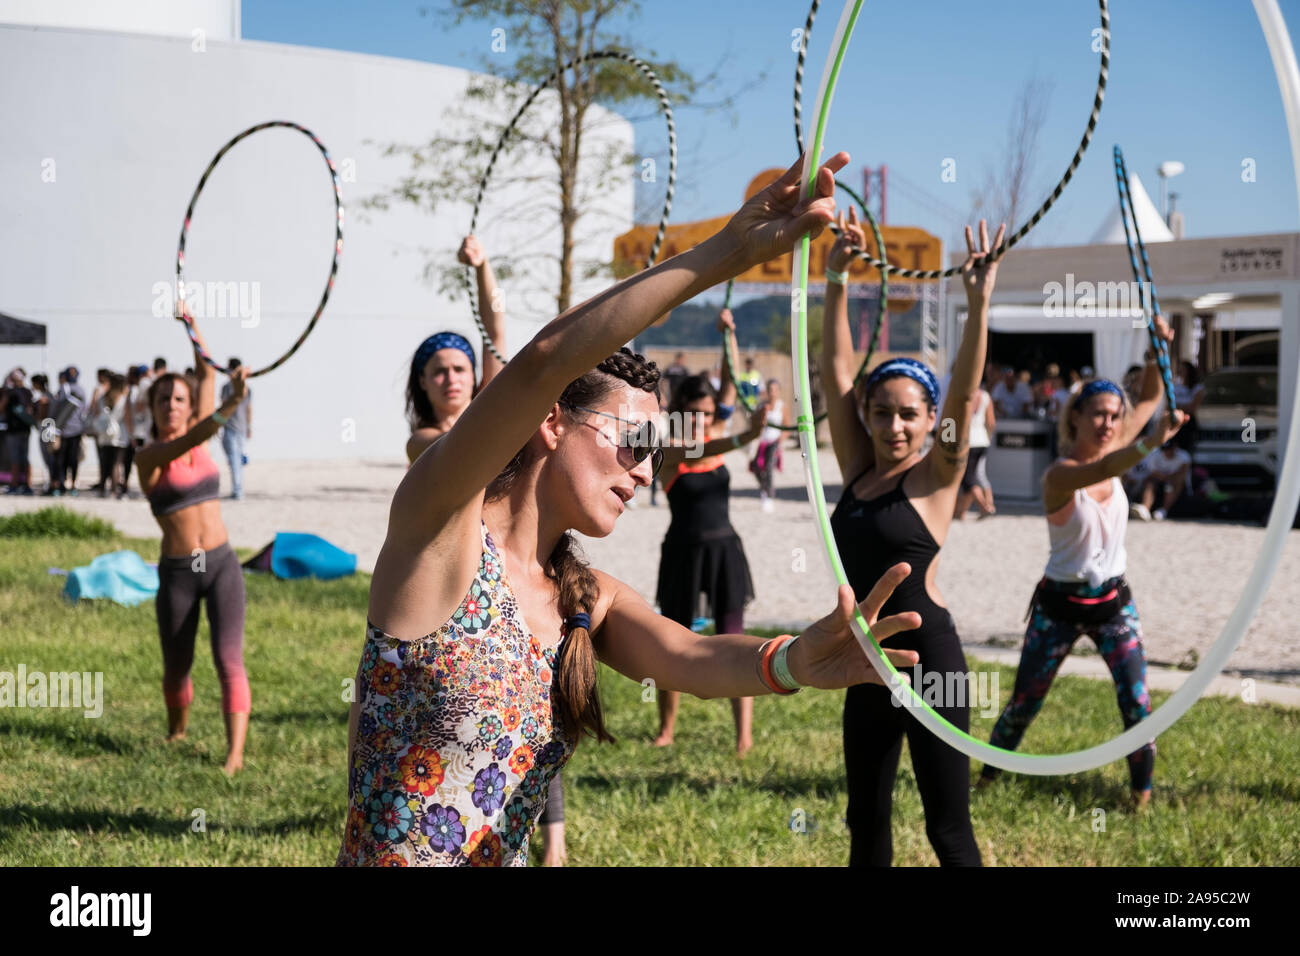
[614,168,942,282]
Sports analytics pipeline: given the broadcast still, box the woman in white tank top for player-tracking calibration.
[977,318,1187,809]
[954,388,995,519]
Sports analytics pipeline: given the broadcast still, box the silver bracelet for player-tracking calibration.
[772,638,802,692]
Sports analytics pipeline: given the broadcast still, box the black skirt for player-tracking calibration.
[655,527,755,625]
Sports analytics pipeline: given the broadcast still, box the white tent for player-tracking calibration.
[1089,172,1175,245]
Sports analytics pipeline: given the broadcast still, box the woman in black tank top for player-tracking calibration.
[822,210,1006,866]
[653,311,766,756]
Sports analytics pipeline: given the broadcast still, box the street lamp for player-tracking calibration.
[1157,161,1185,224]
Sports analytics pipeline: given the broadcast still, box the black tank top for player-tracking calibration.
[829,462,954,644]
[664,459,736,542]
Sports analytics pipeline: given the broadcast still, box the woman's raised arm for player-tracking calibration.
[927,220,1003,489]
[821,207,873,478]
[1121,315,1174,446]
[460,234,507,390]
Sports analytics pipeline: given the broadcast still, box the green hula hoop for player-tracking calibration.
[789,0,1300,776]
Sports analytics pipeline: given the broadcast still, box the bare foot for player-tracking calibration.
[974,774,996,791]
[652,731,674,747]
[1129,788,1152,811]
[165,731,187,742]
[223,754,244,775]
[736,736,753,759]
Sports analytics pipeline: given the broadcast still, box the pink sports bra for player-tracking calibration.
[147,442,221,516]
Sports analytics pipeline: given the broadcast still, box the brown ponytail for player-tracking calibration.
[546,534,608,743]
[485,348,660,745]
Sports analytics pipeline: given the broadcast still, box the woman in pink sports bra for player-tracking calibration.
[134,309,251,775]
[340,153,929,866]
[978,316,1186,808]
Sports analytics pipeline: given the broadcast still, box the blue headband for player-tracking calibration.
[864,358,939,408]
[1077,379,1124,403]
[414,332,476,374]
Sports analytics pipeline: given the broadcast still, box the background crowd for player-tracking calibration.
[0,359,252,499]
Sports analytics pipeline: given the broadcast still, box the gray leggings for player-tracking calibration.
[155,542,250,714]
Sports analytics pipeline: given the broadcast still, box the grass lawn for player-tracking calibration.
[2,528,1297,866]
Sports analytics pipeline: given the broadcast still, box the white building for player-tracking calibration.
[0,0,634,460]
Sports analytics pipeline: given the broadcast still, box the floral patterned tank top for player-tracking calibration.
[337,520,573,867]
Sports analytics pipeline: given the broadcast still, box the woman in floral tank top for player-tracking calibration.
[340,153,924,867]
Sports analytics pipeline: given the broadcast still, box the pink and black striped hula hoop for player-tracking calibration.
[175,120,344,378]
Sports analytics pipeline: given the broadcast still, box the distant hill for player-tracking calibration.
[637,294,921,352]
[637,296,789,349]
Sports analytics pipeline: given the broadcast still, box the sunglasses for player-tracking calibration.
[562,402,664,478]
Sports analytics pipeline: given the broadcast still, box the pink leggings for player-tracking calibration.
[155,542,250,714]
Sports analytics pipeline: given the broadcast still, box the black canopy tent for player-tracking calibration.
[0,311,47,345]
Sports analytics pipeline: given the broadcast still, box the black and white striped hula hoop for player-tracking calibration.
[794,0,1110,279]
[467,49,678,364]
[176,120,344,378]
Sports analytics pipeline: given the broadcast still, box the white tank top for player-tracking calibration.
[968,391,990,448]
[761,399,784,445]
[1043,477,1128,588]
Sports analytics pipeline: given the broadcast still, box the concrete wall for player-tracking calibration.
[0,23,633,460]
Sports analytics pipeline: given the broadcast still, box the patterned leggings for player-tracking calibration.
[981,588,1155,792]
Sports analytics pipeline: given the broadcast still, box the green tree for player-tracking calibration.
[365,1,696,319]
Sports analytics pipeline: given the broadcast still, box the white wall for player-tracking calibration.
[0,24,634,459]
[0,0,240,40]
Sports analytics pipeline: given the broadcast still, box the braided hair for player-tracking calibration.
[486,348,660,745]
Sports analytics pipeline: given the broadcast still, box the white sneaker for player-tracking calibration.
[1129,503,1151,521]
[762,497,775,513]
[1152,508,1166,521]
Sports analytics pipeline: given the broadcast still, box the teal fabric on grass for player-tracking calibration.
[63,550,159,607]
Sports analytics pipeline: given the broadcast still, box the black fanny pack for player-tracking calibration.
[1026,577,1131,626]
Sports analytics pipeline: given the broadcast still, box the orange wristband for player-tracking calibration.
[760,635,798,696]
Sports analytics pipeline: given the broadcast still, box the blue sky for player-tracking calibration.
[244,0,1300,248]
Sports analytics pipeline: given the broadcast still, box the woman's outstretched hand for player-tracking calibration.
[960,219,1007,306]
[1151,409,1188,447]
[827,205,867,273]
[787,564,922,689]
[724,152,849,269]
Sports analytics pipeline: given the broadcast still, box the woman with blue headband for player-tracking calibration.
[340,153,927,866]
[404,236,508,464]
[822,212,1005,866]
[978,326,1186,809]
